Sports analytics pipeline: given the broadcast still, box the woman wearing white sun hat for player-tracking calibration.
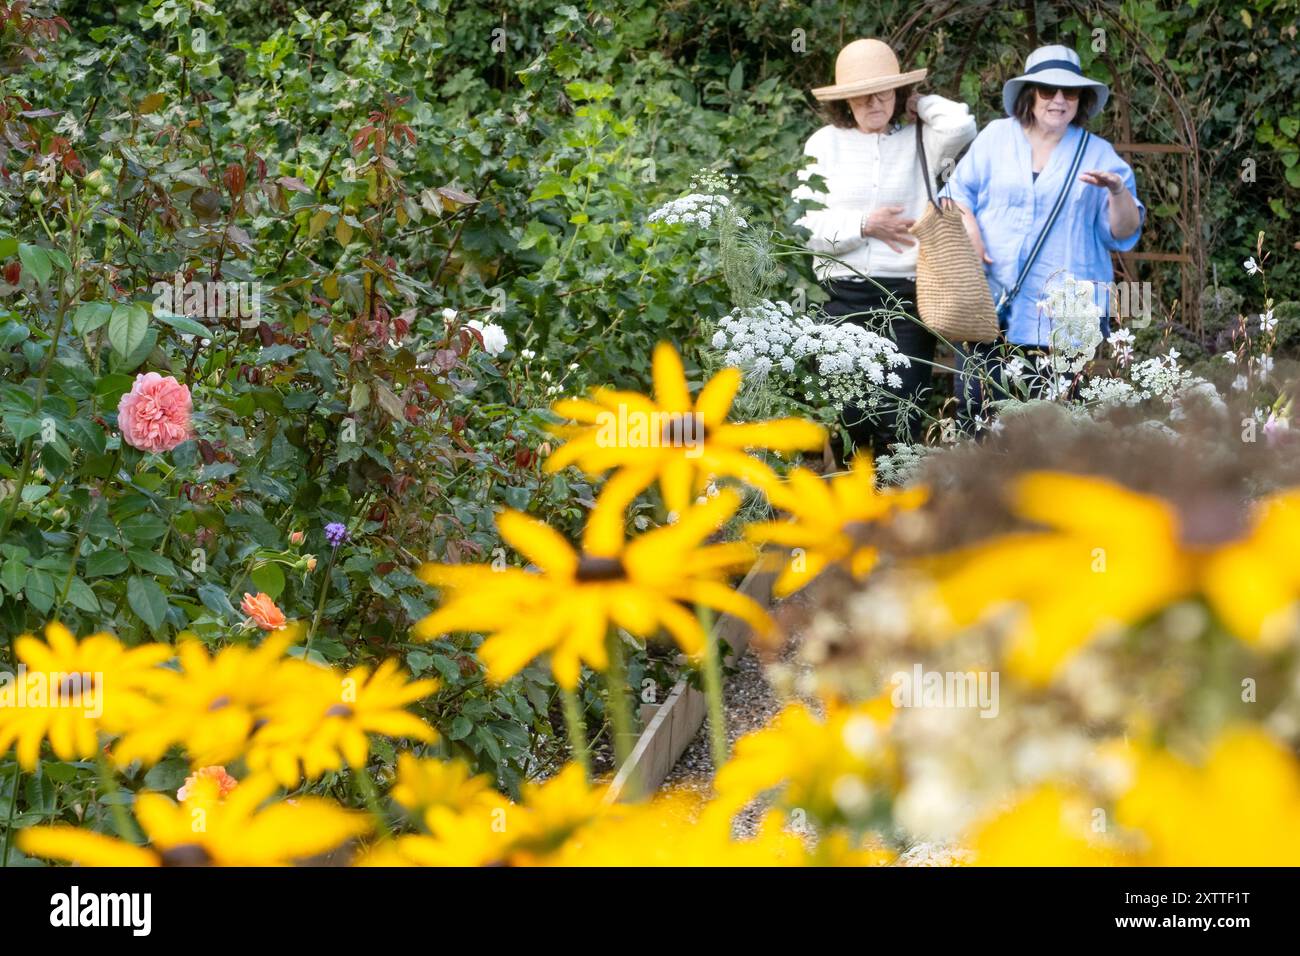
[940,43,1145,430]
[793,38,976,458]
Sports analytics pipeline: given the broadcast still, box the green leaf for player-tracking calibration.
[21,484,50,503]
[0,320,30,347]
[127,575,168,630]
[154,310,213,339]
[84,549,130,578]
[303,351,338,390]
[249,562,285,600]
[118,513,169,543]
[73,301,113,335]
[65,577,100,613]
[108,303,149,358]
[474,725,503,763]
[728,60,744,92]
[197,461,238,481]
[448,715,473,740]
[254,343,299,365]
[143,758,190,793]
[197,583,238,620]
[17,244,52,285]
[4,413,41,443]
[406,649,434,674]
[24,570,56,614]
[94,372,135,405]
[528,175,572,202]
[127,549,178,577]
[0,559,28,594]
[42,762,81,785]
[500,485,531,510]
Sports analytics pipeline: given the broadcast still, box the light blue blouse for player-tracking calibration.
[939,118,1145,346]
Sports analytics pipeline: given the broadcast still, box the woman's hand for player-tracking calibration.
[1079,170,1123,193]
[949,201,993,265]
[861,205,917,253]
[905,91,921,123]
[1080,170,1141,241]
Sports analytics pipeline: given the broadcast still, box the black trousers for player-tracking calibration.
[821,277,935,456]
[955,340,1051,434]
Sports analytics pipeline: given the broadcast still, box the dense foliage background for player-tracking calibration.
[1,0,1295,809]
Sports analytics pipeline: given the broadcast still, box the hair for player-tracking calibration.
[822,84,915,130]
[1013,84,1096,127]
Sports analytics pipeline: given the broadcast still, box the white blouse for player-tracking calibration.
[793,94,978,281]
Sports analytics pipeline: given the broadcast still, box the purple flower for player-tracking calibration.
[324,522,350,548]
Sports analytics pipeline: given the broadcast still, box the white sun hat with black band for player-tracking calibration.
[1002,44,1109,119]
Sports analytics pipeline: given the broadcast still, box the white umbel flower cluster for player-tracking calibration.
[1079,347,1213,409]
[709,299,907,405]
[1041,277,1104,376]
[647,192,746,229]
[874,442,934,486]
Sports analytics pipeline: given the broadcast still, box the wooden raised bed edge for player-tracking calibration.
[604,559,776,803]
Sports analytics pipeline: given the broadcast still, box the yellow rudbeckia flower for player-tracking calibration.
[1116,726,1300,865]
[966,783,1129,866]
[356,802,514,867]
[714,696,896,828]
[356,764,601,867]
[389,754,500,827]
[747,454,928,597]
[415,488,771,688]
[112,627,301,768]
[544,791,807,866]
[19,772,368,866]
[545,342,826,515]
[245,659,439,787]
[926,472,1300,684]
[494,764,613,864]
[0,622,173,769]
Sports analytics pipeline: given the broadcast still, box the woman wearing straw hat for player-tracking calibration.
[794,38,976,459]
[940,44,1144,430]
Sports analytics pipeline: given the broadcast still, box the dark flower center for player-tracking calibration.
[208,695,232,712]
[659,412,707,449]
[1176,495,1251,548]
[574,555,626,583]
[326,704,354,718]
[160,844,213,867]
[842,520,875,540]
[58,672,98,698]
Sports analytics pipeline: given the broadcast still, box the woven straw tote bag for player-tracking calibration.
[909,121,999,343]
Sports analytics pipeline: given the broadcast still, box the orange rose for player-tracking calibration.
[241,591,287,630]
[177,766,238,802]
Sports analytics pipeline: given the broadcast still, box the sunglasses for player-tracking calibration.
[1032,84,1081,101]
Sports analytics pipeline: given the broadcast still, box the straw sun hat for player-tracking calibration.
[810,38,927,102]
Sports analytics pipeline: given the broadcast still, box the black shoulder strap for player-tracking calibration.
[1000,129,1091,311]
[914,120,940,211]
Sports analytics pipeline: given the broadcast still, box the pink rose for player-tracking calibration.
[117,372,193,453]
